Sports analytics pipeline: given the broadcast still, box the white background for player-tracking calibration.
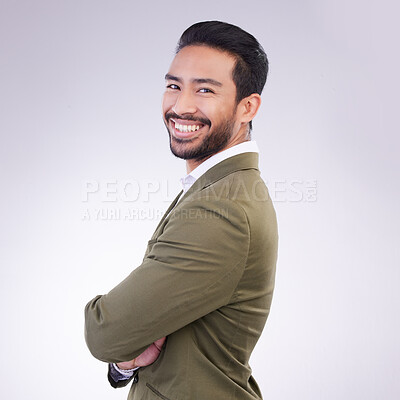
[0,0,399,399]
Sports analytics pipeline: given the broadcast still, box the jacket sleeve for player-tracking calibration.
[84,197,250,363]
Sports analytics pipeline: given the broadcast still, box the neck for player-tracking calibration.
[185,123,251,173]
[185,136,251,174]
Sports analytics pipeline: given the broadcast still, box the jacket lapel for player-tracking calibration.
[179,152,259,203]
[151,152,259,239]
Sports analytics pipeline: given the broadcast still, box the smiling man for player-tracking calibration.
[85,21,278,399]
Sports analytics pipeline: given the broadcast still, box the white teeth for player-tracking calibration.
[174,122,201,133]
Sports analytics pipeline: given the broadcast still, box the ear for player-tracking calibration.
[237,93,262,124]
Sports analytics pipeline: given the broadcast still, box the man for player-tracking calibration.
[85,21,278,399]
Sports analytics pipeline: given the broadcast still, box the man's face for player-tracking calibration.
[162,45,240,162]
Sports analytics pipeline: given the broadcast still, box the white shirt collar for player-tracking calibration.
[180,141,259,193]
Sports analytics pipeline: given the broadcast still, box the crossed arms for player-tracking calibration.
[84,198,250,365]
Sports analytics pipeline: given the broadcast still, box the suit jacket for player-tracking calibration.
[85,152,278,399]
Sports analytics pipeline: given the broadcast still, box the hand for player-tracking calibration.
[116,337,166,370]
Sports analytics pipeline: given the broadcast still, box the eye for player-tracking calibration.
[166,83,180,90]
[198,88,214,94]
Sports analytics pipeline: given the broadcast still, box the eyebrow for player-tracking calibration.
[165,74,222,87]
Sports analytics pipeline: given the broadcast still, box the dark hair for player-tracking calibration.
[176,21,268,131]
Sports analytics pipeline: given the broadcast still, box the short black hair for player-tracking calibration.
[176,21,268,131]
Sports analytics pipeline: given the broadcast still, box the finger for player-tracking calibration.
[154,337,166,351]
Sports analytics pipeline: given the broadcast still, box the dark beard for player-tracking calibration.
[164,112,236,162]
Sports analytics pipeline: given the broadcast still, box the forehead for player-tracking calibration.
[168,45,236,85]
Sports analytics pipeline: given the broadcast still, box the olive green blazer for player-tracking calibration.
[85,152,278,399]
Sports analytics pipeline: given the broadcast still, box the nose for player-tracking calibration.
[172,90,197,116]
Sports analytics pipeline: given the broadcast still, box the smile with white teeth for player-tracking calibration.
[174,122,202,133]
